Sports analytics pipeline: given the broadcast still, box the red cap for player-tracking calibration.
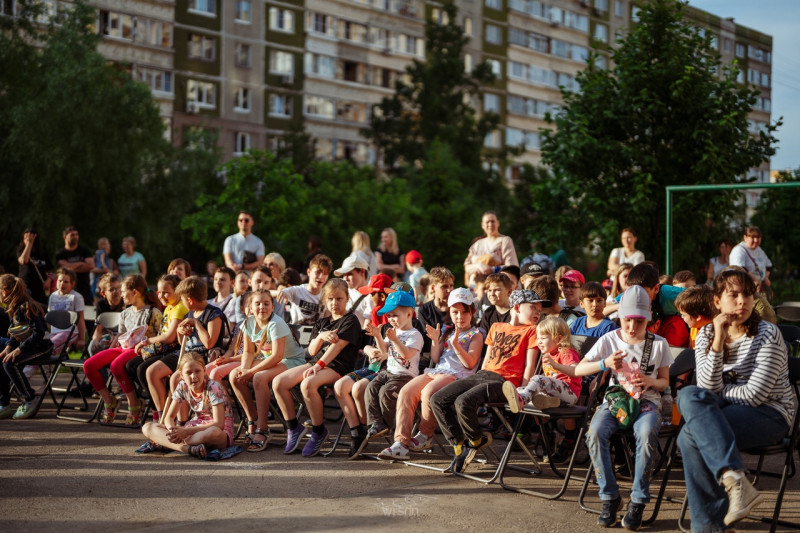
[358,274,393,295]
[405,250,422,264]
[561,270,585,285]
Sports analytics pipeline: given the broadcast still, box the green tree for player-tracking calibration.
[752,169,800,287]
[540,0,779,273]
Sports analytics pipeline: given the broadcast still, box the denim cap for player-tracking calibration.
[377,289,417,316]
[447,287,475,308]
[618,285,652,321]
[510,289,551,308]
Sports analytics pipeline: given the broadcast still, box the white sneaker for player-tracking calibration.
[409,432,433,452]
[532,393,560,410]
[502,380,523,413]
[377,441,410,461]
[722,471,763,526]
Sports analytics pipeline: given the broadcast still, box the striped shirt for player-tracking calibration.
[695,320,796,427]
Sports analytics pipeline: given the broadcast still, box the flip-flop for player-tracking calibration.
[188,444,207,459]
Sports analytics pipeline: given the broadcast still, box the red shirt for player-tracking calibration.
[543,347,582,397]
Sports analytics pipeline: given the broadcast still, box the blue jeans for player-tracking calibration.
[676,385,789,533]
[587,400,661,503]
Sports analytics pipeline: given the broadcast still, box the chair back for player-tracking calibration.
[571,335,598,358]
[96,312,121,333]
[45,310,77,330]
[775,302,800,323]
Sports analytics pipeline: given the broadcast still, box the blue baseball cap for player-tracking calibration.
[377,289,416,316]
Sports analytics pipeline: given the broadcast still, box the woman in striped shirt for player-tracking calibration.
[677,269,796,532]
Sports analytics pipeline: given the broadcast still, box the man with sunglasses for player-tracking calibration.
[223,211,265,273]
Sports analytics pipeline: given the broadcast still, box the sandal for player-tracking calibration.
[247,428,270,452]
[135,441,164,454]
[102,397,119,424]
[188,444,207,459]
[125,404,143,427]
[244,419,257,443]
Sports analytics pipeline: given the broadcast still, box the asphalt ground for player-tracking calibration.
[2,389,799,532]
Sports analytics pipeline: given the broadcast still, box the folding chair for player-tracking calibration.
[679,357,800,533]
[54,311,120,422]
[775,302,800,323]
[778,324,800,358]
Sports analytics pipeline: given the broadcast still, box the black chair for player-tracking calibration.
[55,311,120,422]
[679,357,800,533]
[778,324,800,358]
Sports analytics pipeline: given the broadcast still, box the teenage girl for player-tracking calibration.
[0,275,53,420]
[378,288,483,460]
[273,279,363,457]
[229,290,305,451]
[83,274,161,425]
[123,274,188,421]
[139,351,234,458]
[604,262,633,318]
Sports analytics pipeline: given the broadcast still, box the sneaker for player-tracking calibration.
[12,400,39,420]
[409,432,433,452]
[598,496,622,527]
[348,428,368,460]
[722,472,763,526]
[464,433,493,468]
[377,441,410,461]
[366,422,389,440]
[135,441,164,454]
[301,427,329,457]
[532,392,560,410]
[283,424,309,454]
[502,380,523,414]
[0,405,13,420]
[450,446,471,474]
[548,439,576,465]
[622,501,645,531]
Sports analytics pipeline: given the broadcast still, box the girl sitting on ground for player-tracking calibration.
[139,351,234,458]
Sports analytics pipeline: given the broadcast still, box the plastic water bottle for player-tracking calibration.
[661,386,673,426]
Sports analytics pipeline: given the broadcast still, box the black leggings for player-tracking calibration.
[128,351,180,393]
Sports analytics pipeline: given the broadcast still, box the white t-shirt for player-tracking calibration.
[609,247,645,267]
[222,233,265,266]
[281,284,324,325]
[48,290,85,336]
[208,294,237,325]
[347,287,374,318]
[729,242,771,282]
[385,327,424,378]
[584,329,673,405]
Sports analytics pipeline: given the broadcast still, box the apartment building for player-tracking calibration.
[4,0,772,178]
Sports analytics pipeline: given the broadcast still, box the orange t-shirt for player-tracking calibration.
[483,322,537,387]
[689,317,712,348]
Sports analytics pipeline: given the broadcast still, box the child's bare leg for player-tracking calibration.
[146,361,172,412]
[185,426,229,450]
[334,376,360,428]
[230,367,257,422]
[273,365,309,421]
[142,422,186,453]
[253,365,287,431]
[352,379,370,425]
[301,369,339,426]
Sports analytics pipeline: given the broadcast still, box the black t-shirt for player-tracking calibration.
[55,245,93,303]
[96,299,125,315]
[377,249,403,267]
[479,305,511,334]
[310,312,362,375]
[17,251,52,306]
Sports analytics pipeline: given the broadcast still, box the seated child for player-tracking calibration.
[430,289,545,473]
[229,290,305,452]
[275,254,332,325]
[558,270,587,315]
[672,270,696,288]
[417,267,454,332]
[232,270,250,325]
[88,273,124,355]
[570,282,618,337]
[353,289,424,456]
[404,250,428,306]
[273,279,364,457]
[479,273,513,333]
[205,294,251,383]
[139,351,234,458]
[48,268,87,353]
[208,266,236,324]
[674,284,714,349]
[377,288,483,461]
[575,285,673,530]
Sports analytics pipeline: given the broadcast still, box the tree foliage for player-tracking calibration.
[751,169,800,282]
[540,0,779,273]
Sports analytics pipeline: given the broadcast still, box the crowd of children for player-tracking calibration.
[1,222,794,532]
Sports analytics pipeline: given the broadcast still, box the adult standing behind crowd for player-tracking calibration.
[729,226,771,291]
[375,228,404,280]
[606,227,644,278]
[16,228,52,306]
[54,226,94,304]
[118,236,147,280]
[707,239,732,282]
[223,211,265,273]
[349,231,378,277]
[463,211,518,282]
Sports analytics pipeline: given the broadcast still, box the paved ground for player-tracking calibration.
[2,401,799,532]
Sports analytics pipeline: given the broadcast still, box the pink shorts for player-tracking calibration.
[184,416,235,448]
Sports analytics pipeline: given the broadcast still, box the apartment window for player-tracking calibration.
[234,87,251,112]
[187,80,216,107]
[464,53,473,73]
[337,101,367,123]
[234,132,251,156]
[735,43,745,58]
[761,72,770,87]
[134,19,172,48]
[506,128,524,147]
[486,59,501,78]
[594,23,608,43]
[736,69,744,84]
[484,130,500,148]
[525,132,540,150]
[35,0,55,22]
[485,25,501,45]
[572,45,589,62]
[270,7,294,33]
[235,43,251,68]
[508,61,525,79]
[529,32,548,53]
[235,0,251,22]
[1,1,16,15]
[304,53,336,78]
[431,7,449,25]
[552,40,570,58]
[188,34,215,61]
[134,67,173,94]
[305,95,335,119]
[308,12,335,36]
[614,0,623,17]
[269,94,293,117]
[485,0,501,10]
[507,96,525,115]
[594,0,607,12]
[99,11,133,40]
[463,17,472,36]
[484,93,500,113]
[631,6,640,22]
[341,20,368,43]
[189,0,216,16]
[270,50,294,75]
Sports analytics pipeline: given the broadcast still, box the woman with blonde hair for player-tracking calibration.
[350,231,378,277]
[374,228,404,280]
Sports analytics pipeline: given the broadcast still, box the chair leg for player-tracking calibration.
[321,418,348,457]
